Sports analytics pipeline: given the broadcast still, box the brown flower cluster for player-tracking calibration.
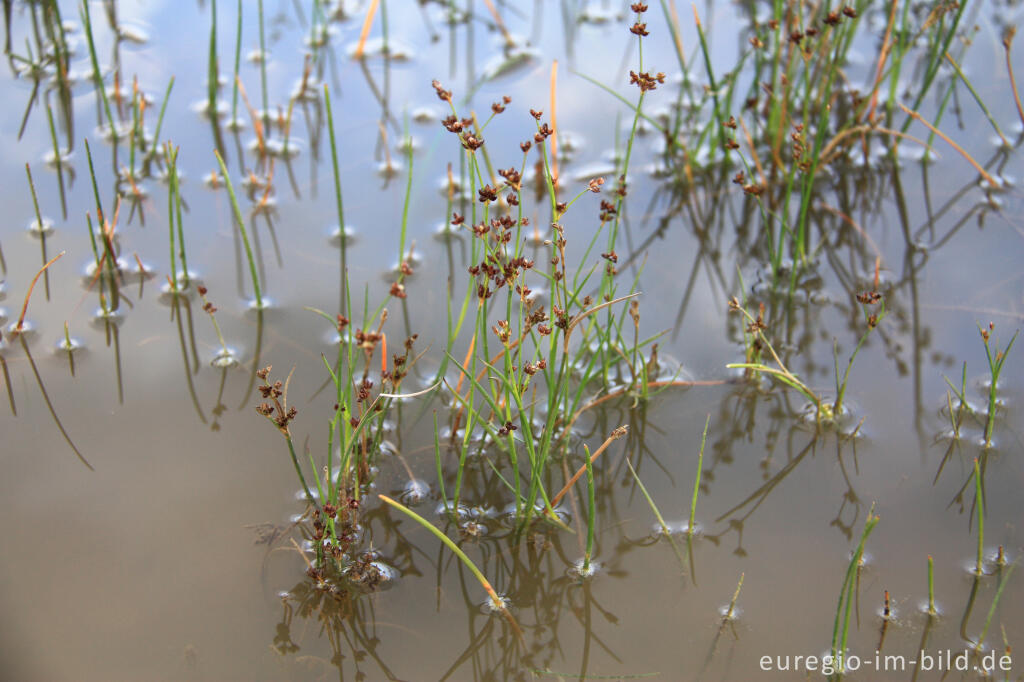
[630,70,666,92]
[466,214,535,301]
[434,80,501,152]
[255,366,298,435]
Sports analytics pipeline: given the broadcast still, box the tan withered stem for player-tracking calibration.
[819,202,882,261]
[563,292,640,354]
[235,76,265,156]
[354,0,380,59]
[16,251,65,331]
[737,117,765,183]
[549,426,629,510]
[899,104,997,187]
[820,124,927,165]
[481,0,514,48]
[562,378,726,437]
[1004,28,1024,127]
[865,0,899,123]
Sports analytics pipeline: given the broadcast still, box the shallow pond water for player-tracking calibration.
[1,1,1023,680]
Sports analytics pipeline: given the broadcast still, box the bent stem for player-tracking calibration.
[17,251,65,331]
[625,458,687,577]
[899,104,997,187]
[19,334,93,470]
[378,494,507,612]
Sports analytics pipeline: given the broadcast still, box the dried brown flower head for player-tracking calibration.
[477,185,498,203]
[431,79,452,102]
[461,134,484,151]
[629,70,665,92]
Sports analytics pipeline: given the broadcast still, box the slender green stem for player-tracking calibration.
[286,436,318,510]
[975,561,1017,652]
[213,149,263,306]
[689,415,709,535]
[80,0,117,143]
[24,164,49,300]
[584,444,596,573]
[927,555,936,616]
[257,0,269,132]
[231,0,242,122]
[207,0,219,118]
[974,458,984,576]
[831,505,879,674]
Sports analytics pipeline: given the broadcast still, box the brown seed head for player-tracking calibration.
[630,22,649,36]
[431,79,452,102]
[629,70,665,92]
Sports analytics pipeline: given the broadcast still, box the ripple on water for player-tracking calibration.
[26,218,54,237]
[158,272,204,303]
[377,159,404,179]
[480,594,511,614]
[651,520,701,539]
[82,257,132,286]
[4,320,36,340]
[578,6,615,23]
[399,479,430,506]
[246,296,275,313]
[718,604,742,621]
[90,308,124,328]
[211,347,241,369]
[412,106,441,124]
[346,37,416,62]
[479,44,540,82]
[191,99,229,121]
[115,22,150,45]
[568,557,601,580]
[433,221,464,243]
[55,335,85,355]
